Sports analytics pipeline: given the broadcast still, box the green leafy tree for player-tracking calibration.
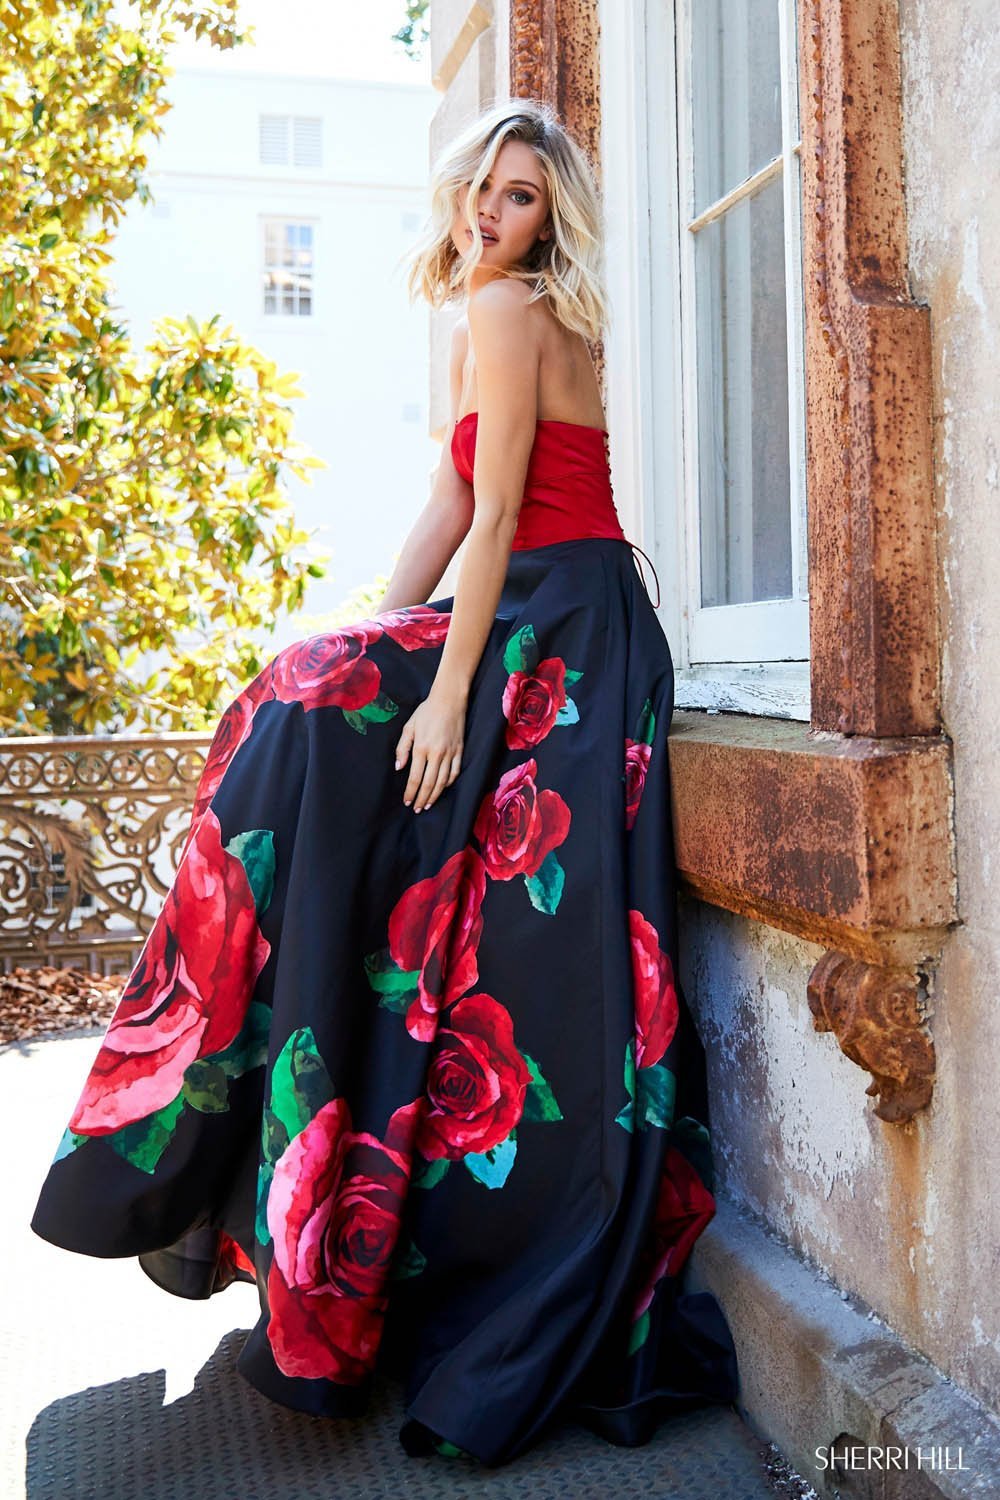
[0,0,328,734]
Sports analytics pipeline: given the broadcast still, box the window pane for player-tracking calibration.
[692,0,781,215]
[695,173,791,606]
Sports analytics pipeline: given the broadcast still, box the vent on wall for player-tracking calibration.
[259,115,323,168]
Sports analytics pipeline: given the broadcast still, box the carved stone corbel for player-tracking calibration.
[806,949,935,1124]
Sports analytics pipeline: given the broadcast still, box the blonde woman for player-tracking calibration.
[31,99,739,1467]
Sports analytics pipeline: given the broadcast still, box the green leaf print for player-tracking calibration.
[635,1062,676,1131]
[105,1090,186,1175]
[564,667,584,685]
[465,1130,517,1189]
[199,999,271,1079]
[390,1237,427,1280]
[502,623,539,675]
[363,945,421,1014]
[627,1309,652,1356]
[342,689,399,735]
[615,1037,637,1133]
[412,1156,451,1190]
[523,849,564,916]
[224,829,276,914]
[255,1025,336,1245]
[52,1125,89,1162]
[520,1051,564,1122]
[634,697,656,747]
[181,1060,230,1113]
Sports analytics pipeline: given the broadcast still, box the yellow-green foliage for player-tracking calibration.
[0,0,329,734]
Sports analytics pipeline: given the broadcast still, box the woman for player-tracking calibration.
[30,98,739,1467]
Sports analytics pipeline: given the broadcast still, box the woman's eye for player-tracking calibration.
[511,191,532,205]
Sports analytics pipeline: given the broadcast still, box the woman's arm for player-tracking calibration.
[374,321,476,613]
[394,280,539,813]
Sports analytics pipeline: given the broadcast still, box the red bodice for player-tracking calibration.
[451,412,630,548]
[450,411,661,604]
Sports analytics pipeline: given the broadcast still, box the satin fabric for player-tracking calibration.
[30,418,738,1466]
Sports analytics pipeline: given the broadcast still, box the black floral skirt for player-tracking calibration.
[30,535,739,1467]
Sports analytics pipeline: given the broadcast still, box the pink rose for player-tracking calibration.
[624,738,652,830]
[266,1096,422,1382]
[68,807,270,1134]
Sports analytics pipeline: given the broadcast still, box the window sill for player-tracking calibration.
[668,710,957,967]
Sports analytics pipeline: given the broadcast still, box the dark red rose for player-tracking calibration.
[269,626,384,711]
[387,846,487,1042]
[502,656,567,749]
[631,1146,716,1322]
[377,605,452,650]
[629,909,679,1070]
[218,1231,257,1282]
[415,994,532,1161]
[624,738,652,830]
[473,758,571,880]
[266,1096,422,1382]
[68,806,270,1134]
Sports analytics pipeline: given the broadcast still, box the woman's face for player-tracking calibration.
[450,138,552,273]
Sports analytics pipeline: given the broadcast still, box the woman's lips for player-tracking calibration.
[468,228,499,244]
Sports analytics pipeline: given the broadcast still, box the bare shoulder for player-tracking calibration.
[467,280,542,366]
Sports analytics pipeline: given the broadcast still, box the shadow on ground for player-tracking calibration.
[25,1325,781,1500]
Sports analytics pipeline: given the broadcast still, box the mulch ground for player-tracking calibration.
[0,966,125,1045]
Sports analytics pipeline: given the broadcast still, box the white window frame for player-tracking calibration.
[600,0,811,720]
[261,217,316,320]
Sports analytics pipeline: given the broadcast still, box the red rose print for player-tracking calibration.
[630,909,679,1070]
[270,626,384,712]
[624,739,652,830]
[502,656,567,749]
[183,668,277,850]
[415,994,532,1161]
[387,846,488,1042]
[266,1095,422,1382]
[377,605,452,650]
[68,807,270,1135]
[218,1231,257,1282]
[631,1146,716,1323]
[473,758,571,880]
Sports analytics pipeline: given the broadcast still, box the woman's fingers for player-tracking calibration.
[412,751,446,813]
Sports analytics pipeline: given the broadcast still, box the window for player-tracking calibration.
[262,221,314,317]
[259,114,323,169]
[678,0,809,672]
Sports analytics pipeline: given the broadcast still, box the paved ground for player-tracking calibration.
[3,1029,818,1500]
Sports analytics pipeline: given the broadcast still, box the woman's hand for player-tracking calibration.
[394,685,467,812]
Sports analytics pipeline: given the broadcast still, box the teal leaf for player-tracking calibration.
[224,828,276,914]
[523,850,564,916]
[623,1036,637,1101]
[412,1156,451,1189]
[670,1115,714,1192]
[53,1124,89,1161]
[520,1050,563,1122]
[636,1062,676,1130]
[255,1104,291,1244]
[105,1091,186,1175]
[563,667,584,685]
[627,1309,651,1355]
[390,1237,427,1280]
[554,696,579,726]
[464,1131,517,1189]
[502,623,539,675]
[635,697,656,746]
[614,1098,635,1132]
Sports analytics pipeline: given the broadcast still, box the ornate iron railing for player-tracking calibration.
[0,732,211,974]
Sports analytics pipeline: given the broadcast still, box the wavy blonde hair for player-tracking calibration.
[402,98,610,343]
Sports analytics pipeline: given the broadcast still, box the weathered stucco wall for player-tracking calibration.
[688,0,1000,1418]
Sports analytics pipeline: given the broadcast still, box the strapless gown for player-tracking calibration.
[29,411,740,1467]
